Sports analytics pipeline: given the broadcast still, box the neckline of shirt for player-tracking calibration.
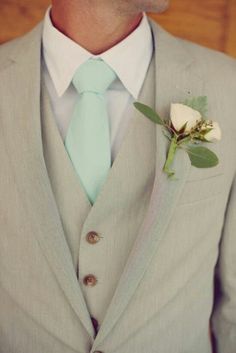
[42,6,153,99]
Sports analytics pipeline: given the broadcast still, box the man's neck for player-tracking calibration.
[50,1,143,55]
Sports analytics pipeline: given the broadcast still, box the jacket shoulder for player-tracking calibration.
[177,37,236,120]
[149,19,236,84]
[0,22,43,68]
[0,37,22,66]
[178,36,236,78]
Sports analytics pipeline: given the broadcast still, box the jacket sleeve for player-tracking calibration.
[211,172,236,353]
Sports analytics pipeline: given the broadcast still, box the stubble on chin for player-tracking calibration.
[140,0,169,13]
[116,0,169,15]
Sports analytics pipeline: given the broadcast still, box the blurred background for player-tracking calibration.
[0,0,235,58]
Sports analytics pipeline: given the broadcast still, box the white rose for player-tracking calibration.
[170,103,201,132]
[204,121,222,141]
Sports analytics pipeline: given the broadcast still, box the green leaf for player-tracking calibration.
[133,102,164,125]
[183,96,208,118]
[186,146,219,168]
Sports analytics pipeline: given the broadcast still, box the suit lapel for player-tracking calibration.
[0,20,205,347]
[0,24,94,338]
[92,20,204,348]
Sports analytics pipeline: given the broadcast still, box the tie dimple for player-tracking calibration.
[65,58,117,204]
[73,58,117,94]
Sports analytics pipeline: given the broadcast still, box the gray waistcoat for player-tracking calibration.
[40,56,156,328]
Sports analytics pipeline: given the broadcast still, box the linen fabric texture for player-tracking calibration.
[0,19,236,353]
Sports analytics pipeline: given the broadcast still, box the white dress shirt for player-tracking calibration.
[42,8,153,162]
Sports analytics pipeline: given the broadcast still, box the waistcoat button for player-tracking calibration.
[83,274,97,287]
[86,231,101,244]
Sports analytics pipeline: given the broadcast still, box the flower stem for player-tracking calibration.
[163,136,178,177]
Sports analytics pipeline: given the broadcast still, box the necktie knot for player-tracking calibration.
[73,58,117,95]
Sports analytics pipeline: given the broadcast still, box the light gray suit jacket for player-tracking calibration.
[0,18,236,353]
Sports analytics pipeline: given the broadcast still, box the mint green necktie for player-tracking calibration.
[65,58,117,204]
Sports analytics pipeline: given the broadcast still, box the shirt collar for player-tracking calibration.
[42,7,153,99]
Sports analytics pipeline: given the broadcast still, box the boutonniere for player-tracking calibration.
[134,96,221,178]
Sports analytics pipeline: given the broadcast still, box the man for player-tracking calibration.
[0,0,235,352]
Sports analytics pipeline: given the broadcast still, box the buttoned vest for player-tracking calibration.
[40,56,156,329]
